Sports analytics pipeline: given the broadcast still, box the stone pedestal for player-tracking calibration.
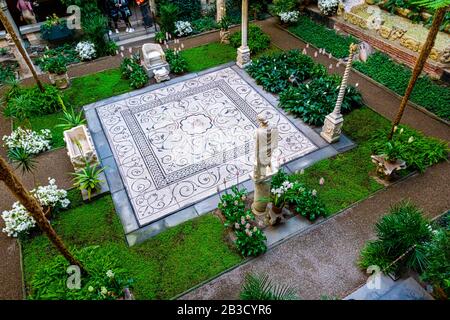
[251,176,270,216]
[320,112,344,143]
[237,46,251,68]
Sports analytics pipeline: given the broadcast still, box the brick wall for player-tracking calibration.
[334,21,444,79]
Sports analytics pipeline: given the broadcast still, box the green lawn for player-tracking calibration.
[64,68,130,109]
[22,191,242,300]
[292,107,389,214]
[183,42,237,72]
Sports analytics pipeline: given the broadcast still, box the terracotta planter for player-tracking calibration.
[271,204,284,215]
[48,72,70,89]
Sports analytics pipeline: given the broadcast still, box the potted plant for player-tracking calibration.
[371,128,407,180]
[40,14,73,43]
[219,16,231,44]
[42,56,70,89]
[71,162,106,201]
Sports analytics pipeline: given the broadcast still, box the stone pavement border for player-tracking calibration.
[84,62,356,246]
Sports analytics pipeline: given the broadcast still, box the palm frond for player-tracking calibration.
[412,0,450,10]
[240,273,299,300]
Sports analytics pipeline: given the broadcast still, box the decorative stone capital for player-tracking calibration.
[320,112,344,143]
[236,46,251,69]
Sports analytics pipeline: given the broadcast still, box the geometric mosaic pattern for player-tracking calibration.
[97,68,317,226]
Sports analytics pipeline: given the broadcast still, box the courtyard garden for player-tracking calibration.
[0,0,449,303]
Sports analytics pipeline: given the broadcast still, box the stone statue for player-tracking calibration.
[253,114,278,180]
[251,114,278,216]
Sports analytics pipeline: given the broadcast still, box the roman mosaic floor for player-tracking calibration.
[93,67,318,227]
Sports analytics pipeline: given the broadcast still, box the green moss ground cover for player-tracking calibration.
[353,53,450,121]
[22,191,242,300]
[288,15,359,59]
[287,15,450,121]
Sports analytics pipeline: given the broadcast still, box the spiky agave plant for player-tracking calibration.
[71,163,105,200]
[7,147,37,186]
[56,107,86,131]
[240,273,299,300]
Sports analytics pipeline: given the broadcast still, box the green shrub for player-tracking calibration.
[165,49,188,74]
[82,13,109,57]
[191,16,219,34]
[358,202,433,275]
[40,56,68,75]
[289,15,359,58]
[354,52,450,120]
[420,229,450,298]
[159,3,179,34]
[35,44,80,69]
[29,246,133,300]
[218,186,249,226]
[279,75,363,126]
[129,66,149,89]
[246,49,317,93]
[161,0,201,21]
[270,0,299,15]
[235,227,267,257]
[371,126,449,173]
[4,85,62,119]
[120,56,140,80]
[0,64,17,85]
[230,24,271,54]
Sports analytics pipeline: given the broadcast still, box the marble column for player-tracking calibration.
[216,0,226,22]
[236,0,251,68]
[320,43,358,143]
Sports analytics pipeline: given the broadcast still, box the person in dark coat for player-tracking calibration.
[108,0,134,33]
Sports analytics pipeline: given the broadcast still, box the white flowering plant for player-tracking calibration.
[175,21,193,37]
[271,169,326,221]
[2,127,52,155]
[318,0,340,16]
[270,180,294,208]
[218,186,252,226]
[1,178,70,238]
[279,11,300,24]
[75,41,96,61]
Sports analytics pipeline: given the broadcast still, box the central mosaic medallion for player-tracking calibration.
[97,68,317,226]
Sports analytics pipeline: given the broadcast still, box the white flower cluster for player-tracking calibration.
[175,21,193,37]
[279,11,300,23]
[1,178,70,238]
[1,202,36,238]
[318,0,340,16]
[2,127,51,155]
[76,41,96,61]
[32,178,70,209]
[271,180,293,196]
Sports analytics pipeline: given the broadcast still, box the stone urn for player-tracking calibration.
[265,203,288,226]
[48,72,70,89]
[220,29,230,44]
[371,154,407,180]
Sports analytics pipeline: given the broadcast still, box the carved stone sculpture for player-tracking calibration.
[251,114,278,216]
[63,125,99,172]
[141,43,170,77]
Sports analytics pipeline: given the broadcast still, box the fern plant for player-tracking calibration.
[240,273,299,300]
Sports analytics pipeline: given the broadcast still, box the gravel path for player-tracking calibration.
[182,161,450,300]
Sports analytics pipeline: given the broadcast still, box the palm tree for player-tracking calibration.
[240,273,299,300]
[0,154,85,272]
[0,7,44,92]
[388,0,449,139]
[7,147,38,187]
